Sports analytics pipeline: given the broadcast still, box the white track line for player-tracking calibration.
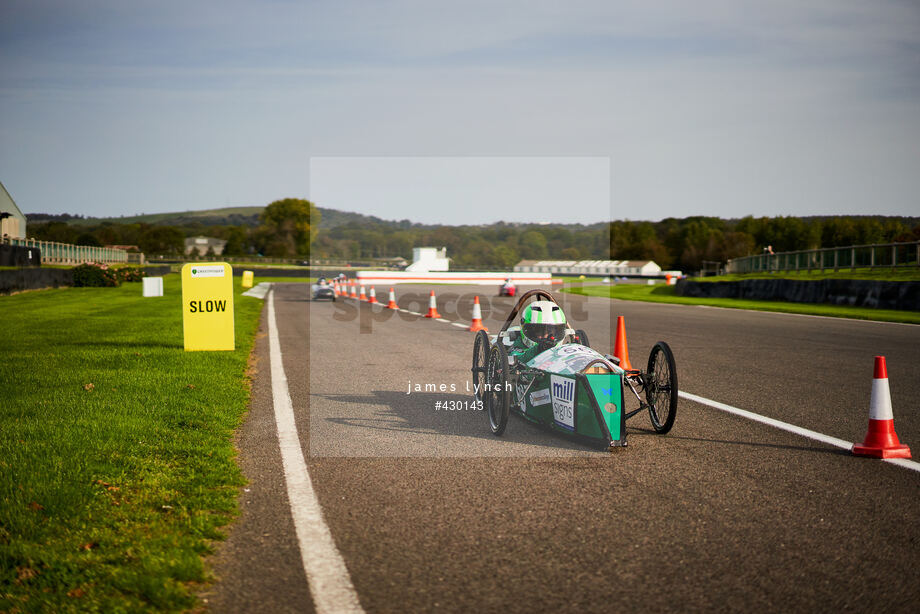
[679,391,920,473]
[268,290,364,613]
[451,322,469,328]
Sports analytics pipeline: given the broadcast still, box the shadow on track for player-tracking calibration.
[314,390,602,452]
[632,430,851,456]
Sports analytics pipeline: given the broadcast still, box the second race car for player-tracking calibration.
[311,277,336,301]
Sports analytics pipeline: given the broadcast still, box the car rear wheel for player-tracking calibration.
[646,341,678,434]
[486,343,511,435]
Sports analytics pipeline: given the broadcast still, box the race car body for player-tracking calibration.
[312,280,336,301]
[471,289,677,449]
[501,334,626,445]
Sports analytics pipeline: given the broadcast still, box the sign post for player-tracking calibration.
[181,263,235,351]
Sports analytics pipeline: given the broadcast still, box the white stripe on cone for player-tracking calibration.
[869,376,893,421]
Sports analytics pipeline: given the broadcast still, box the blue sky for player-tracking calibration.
[1,0,918,224]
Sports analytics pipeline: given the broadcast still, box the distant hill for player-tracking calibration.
[25,205,406,229]
[26,206,918,232]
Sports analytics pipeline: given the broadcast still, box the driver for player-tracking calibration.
[317,277,328,286]
[510,300,568,363]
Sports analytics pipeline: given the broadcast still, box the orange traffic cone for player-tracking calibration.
[349,281,357,299]
[386,288,398,309]
[613,316,633,370]
[332,281,339,296]
[368,287,377,303]
[469,296,488,332]
[424,290,442,318]
[852,356,911,459]
[359,285,367,301]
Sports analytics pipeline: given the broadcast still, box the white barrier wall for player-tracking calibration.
[355,271,556,286]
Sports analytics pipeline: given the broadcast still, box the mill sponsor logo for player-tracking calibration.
[550,375,575,430]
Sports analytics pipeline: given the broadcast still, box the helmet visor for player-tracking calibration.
[522,322,566,345]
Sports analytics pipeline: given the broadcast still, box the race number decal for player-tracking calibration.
[550,375,575,430]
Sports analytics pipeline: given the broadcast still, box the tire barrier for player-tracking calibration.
[675,279,920,311]
[0,244,40,267]
[0,264,171,295]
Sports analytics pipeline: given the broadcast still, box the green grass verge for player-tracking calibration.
[0,273,263,611]
[223,263,307,269]
[559,276,606,283]
[241,276,313,284]
[561,283,920,324]
[694,267,920,282]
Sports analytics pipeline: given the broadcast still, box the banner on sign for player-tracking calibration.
[181,263,235,351]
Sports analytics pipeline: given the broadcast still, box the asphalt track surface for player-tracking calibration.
[204,283,920,613]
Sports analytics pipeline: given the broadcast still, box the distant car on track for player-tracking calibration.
[471,289,677,449]
[311,278,335,301]
[498,278,516,297]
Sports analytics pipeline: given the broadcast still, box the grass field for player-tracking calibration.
[562,283,920,324]
[243,276,313,284]
[0,274,264,612]
[693,267,920,282]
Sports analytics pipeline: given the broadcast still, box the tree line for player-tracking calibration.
[27,199,318,259]
[312,214,919,271]
[25,199,920,272]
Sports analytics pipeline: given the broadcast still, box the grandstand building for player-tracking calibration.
[514,259,675,277]
[0,181,27,240]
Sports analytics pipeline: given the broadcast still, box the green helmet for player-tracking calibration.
[521,300,567,349]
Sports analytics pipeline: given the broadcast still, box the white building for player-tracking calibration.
[0,181,27,239]
[514,259,673,277]
[185,235,227,256]
[405,247,449,272]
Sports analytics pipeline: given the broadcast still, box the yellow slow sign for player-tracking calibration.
[181,263,235,351]
[242,270,254,288]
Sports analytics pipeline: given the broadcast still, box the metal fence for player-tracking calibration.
[4,237,127,265]
[726,240,920,274]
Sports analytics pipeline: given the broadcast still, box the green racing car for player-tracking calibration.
[471,289,678,449]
